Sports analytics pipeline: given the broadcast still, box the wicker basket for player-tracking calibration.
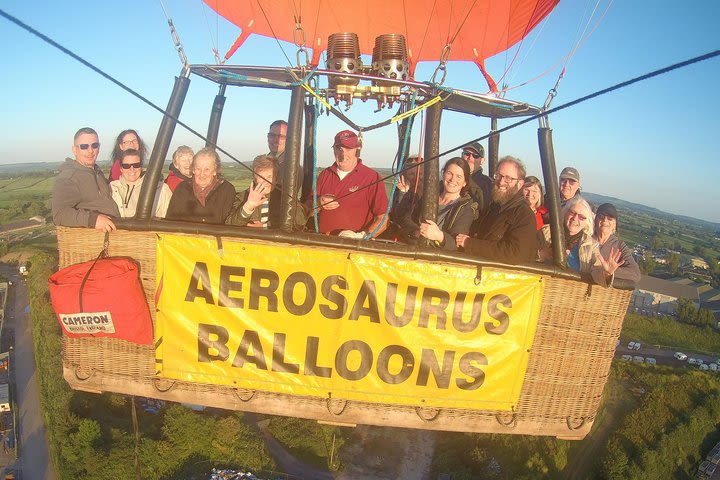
[57,226,630,439]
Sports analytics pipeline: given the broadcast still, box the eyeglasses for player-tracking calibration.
[567,211,587,221]
[493,173,520,184]
[560,178,578,185]
[461,150,480,159]
[121,162,142,170]
[267,133,286,139]
[77,142,100,150]
[597,214,615,221]
[121,139,139,146]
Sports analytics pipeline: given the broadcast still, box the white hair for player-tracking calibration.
[562,196,594,237]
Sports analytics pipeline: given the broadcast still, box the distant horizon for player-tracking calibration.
[2,159,719,227]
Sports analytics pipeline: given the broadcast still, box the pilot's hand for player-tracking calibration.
[94,214,116,232]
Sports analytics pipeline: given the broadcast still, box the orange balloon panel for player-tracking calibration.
[208,0,558,66]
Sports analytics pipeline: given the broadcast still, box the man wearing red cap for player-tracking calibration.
[307,130,388,238]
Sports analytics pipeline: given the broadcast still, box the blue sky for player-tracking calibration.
[1,1,719,223]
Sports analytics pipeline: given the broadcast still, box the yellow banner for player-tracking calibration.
[155,234,543,411]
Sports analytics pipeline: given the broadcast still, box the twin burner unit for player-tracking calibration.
[326,32,410,109]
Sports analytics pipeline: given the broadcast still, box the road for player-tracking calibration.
[1,264,57,480]
[616,340,719,368]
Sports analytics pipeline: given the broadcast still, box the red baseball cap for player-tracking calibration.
[333,130,360,149]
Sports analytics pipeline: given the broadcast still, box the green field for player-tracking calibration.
[620,313,720,355]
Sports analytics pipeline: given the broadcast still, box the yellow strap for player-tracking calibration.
[390,95,442,123]
[301,83,332,110]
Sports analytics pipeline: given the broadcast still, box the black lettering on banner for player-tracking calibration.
[456,352,487,390]
[218,265,245,308]
[304,336,332,377]
[486,294,511,335]
[249,268,279,312]
[283,272,316,316]
[416,349,454,388]
[232,330,268,370]
[452,292,484,333]
[271,333,300,373]
[185,262,215,304]
[319,275,348,320]
[376,345,415,384]
[335,340,373,381]
[197,323,230,362]
[418,288,449,329]
[349,280,380,323]
[384,283,417,327]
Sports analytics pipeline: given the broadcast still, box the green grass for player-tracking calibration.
[620,313,720,355]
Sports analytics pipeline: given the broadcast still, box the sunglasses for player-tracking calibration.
[121,162,142,170]
[568,211,587,221]
[77,142,100,150]
[462,150,480,159]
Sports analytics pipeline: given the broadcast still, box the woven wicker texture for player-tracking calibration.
[57,227,631,438]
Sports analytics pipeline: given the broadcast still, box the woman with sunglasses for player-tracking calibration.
[561,196,597,272]
[108,129,148,181]
[592,203,640,287]
[397,157,478,249]
[540,196,598,271]
[109,149,172,218]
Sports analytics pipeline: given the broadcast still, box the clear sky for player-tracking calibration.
[1,1,719,223]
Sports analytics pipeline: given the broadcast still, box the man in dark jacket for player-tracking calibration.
[461,142,492,211]
[52,127,119,232]
[456,156,536,263]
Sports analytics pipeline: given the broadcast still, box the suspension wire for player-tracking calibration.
[0,9,302,209]
[365,90,419,239]
[309,48,720,213]
[564,0,608,72]
[253,0,295,68]
[158,0,188,67]
[501,0,613,94]
[502,13,550,94]
[200,0,221,63]
[448,0,479,45]
[411,0,438,66]
[3,8,717,218]
[492,0,542,91]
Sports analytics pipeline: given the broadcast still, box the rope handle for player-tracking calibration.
[78,232,110,311]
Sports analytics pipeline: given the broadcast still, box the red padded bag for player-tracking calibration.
[49,243,153,344]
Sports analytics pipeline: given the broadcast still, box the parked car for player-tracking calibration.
[688,358,698,365]
[709,363,718,371]
[633,356,645,363]
[674,352,687,361]
[634,342,642,350]
[627,341,636,350]
[699,364,709,371]
[621,354,632,361]
[645,357,656,365]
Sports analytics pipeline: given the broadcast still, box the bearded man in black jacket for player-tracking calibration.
[455,156,537,264]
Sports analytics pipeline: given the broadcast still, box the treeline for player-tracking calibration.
[27,253,275,479]
[266,416,346,471]
[0,199,49,223]
[432,430,570,479]
[601,364,720,479]
[429,364,720,479]
[677,297,718,329]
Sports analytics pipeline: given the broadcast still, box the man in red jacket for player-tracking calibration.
[308,130,388,238]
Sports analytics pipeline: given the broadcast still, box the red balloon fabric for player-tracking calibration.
[208,0,558,73]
